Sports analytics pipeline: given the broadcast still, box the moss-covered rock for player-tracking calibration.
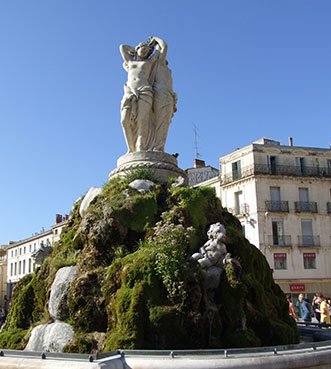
[2,178,299,352]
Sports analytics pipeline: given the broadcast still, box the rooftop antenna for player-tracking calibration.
[193,124,202,159]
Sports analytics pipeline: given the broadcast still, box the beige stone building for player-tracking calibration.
[198,138,331,299]
[0,246,7,308]
[6,215,68,298]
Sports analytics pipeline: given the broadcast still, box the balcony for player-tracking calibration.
[267,235,292,247]
[221,163,331,185]
[228,203,249,216]
[265,200,289,212]
[327,202,331,214]
[294,201,318,213]
[297,235,320,247]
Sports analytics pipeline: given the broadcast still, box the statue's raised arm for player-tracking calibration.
[148,36,168,62]
[119,44,136,68]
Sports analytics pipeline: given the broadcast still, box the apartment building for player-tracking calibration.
[0,246,7,308]
[199,138,331,299]
[6,214,68,297]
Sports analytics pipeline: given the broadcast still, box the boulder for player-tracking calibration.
[25,322,74,352]
[79,187,102,217]
[128,179,155,193]
[48,266,78,320]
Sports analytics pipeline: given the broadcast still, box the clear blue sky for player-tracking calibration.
[1,0,330,244]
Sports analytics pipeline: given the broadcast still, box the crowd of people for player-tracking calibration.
[287,293,331,324]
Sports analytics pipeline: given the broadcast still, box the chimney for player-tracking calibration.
[288,137,293,146]
[194,159,205,168]
[55,214,63,224]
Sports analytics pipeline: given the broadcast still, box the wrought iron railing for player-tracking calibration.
[228,203,249,216]
[294,201,318,213]
[221,164,331,184]
[265,201,289,212]
[297,235,320,247]
[267,235,292,246]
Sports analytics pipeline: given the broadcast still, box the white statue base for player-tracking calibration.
[108,151,188,184]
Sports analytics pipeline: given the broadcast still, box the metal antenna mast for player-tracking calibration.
[193,125,201,159]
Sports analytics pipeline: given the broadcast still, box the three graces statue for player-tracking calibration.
[120,36,177,153]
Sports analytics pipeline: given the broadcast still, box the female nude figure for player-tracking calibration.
[149,36,177,151]
[119,36,176,153]
[119,40,158,152]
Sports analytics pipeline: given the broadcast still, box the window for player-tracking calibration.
[301,219,313,246]
[18,261,21,274]
[29,244,32,252]
[19,248,22,255]
[269,156,278,174]
[269,187,282,211]
[28,259,31,273]
[24,246,26,254]
[11,250,13,258]
[14,262,17,275]
[296,157,306,175]
[274,253,287,269]
[327,160,331,175]
[272,219,285,245]
[54,229,58,235]
[299,188,309,202]
[232,160,241,180]
[10,263,13,276]
[234,191,243,215]
[15,249,17,256]
[303,253,316,269]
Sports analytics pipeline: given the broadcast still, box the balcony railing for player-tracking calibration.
[228,203,249,216]
[294,201,318,213]
[297,235,320,247]
[327,202,331,214]
[267,235,292,246]
[221,163,331,184]
[265,200,289,212]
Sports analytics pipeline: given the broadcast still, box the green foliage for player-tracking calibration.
[68,271,107,332]
[151,215,196,303]
[125,168,157,183]
[170,186,222,230]
[5,275,34,330]
[101,177,128,209]
[0,328,29,349]
[116,193,158,233]
[105,281,147,350]
[5,262,51,332]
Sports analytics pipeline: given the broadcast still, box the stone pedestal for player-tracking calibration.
[109,151,188,184]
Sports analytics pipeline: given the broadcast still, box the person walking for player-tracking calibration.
[287,294,298,320]
[319,294,330,325]
[312,293,322,322]
[298,293,312,322]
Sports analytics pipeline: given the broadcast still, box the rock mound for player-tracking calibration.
[0,177,299,352]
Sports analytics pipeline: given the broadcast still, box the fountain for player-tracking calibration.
[1,36,329,369]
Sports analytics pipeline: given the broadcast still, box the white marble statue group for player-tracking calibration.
[120,36,177,153]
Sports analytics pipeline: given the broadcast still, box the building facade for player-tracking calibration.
[199,138,331,299]
[6,215,67,298]
[0,246,7,308]
[186,159,219,186]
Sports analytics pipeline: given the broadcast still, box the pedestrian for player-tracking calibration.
[312,293,322,322]
[318,294,330,325]
[298,293,312,322]
[286,294,298,320]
